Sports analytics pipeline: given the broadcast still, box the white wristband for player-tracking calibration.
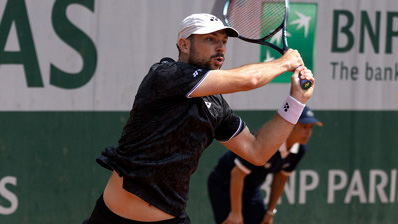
[277,96,305,124]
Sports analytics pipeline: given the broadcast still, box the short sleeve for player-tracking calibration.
[234,158,252,174]
[234,156,257,173]
[282,145,306,173]
[214,97,246,142]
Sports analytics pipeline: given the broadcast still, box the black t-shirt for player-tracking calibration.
[97,58,246,218]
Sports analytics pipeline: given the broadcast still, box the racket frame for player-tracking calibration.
[223,0,290,55]
[223,0,312,90]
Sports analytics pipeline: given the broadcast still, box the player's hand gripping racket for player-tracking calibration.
[223,0,312,90]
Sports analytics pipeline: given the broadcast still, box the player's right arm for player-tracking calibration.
[221,67,314,166]
[189,49,303,97]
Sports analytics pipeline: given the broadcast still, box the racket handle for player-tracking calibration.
[299,75,312,90]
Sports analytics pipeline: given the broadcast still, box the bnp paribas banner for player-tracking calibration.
[1,0,398,224]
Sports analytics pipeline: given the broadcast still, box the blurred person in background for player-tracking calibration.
[208,106,322,224]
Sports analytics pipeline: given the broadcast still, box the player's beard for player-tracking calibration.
[188,43,224,70]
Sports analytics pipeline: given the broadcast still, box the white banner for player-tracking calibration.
[0,0,397,111]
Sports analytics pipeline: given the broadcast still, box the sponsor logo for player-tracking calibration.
[283,102,290,112]
[192,69,202,77]
[260,3,318,84]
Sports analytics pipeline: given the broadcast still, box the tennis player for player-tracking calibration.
[83,13,315,224]
[207,106,322,224]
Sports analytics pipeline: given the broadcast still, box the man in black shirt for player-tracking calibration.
[84,13,315,224]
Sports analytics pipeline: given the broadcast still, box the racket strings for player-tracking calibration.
[226,0,286,40]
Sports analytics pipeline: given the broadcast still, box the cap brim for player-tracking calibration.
[193,26,239,37]
[224,27,239,37]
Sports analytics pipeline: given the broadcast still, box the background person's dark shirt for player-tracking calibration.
[209,144,306,195]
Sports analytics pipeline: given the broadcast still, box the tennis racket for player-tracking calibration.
[223,0,312,90]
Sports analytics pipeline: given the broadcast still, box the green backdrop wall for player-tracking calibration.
[1,111,397,223]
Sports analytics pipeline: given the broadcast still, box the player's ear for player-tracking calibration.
[178,38,189,54]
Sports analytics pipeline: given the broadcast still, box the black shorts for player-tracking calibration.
[83,194,190,224]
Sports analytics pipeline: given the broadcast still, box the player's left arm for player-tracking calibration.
[223,165,247,224]
[261,171,290,224]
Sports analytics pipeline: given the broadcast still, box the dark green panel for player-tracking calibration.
[0,112,128,223]
[1,111,398,223]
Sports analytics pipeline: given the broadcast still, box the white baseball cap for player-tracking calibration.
[177,13,239,40]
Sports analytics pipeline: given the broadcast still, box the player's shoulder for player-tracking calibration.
[153,57,177,69]
[146,58,178,78]
[160,57,175,64]
[150,57,198,74]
